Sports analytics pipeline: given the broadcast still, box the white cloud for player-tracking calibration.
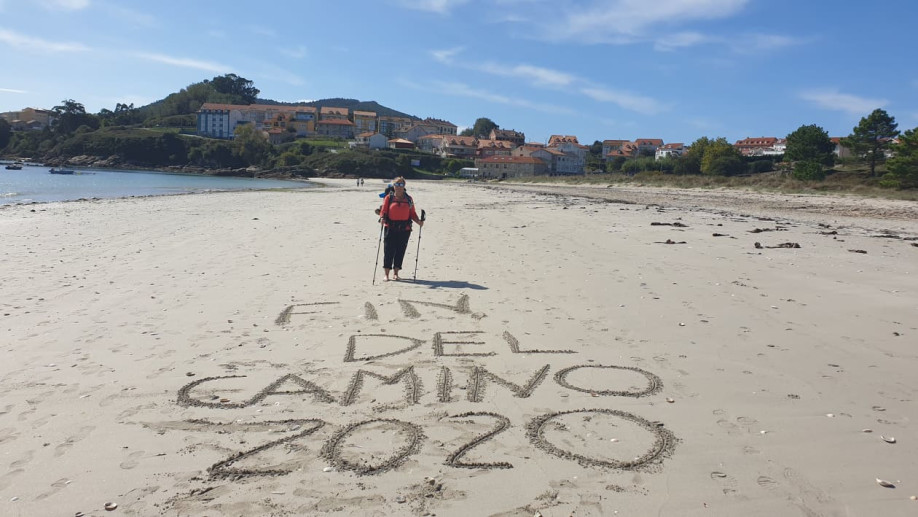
[478,63,576,87]
[580,86,666,115]
[37,0,89,10]
[280,45,308,59]
[554,0,748,44]
[799,89,887,116]
[251,26,277,38]
[432,80,575,114]
[431,50,666,115]
[0,28,89,52]
[394,0,470,14]
[135,52,231,73]
[431,47,464,64]
[0,87,27,94]
[729,33,807,53]
[654,31,709,51]
[104,5,157,27]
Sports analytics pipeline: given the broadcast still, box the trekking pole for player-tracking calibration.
[413,210,426,281]
[372,222,384,285]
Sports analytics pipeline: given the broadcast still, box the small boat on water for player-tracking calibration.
[49,168,76,175]
[4,164,22,170]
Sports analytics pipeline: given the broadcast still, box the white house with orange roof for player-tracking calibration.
[352,131,388,150]
[655,143,684,160]
[734,137,778,156]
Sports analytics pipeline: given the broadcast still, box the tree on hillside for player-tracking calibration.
[0,118,11,151]
[233,124,270,166]
[52,99,100,135]
[883,127,918,188]
[841,108,899,176]
[674,136,711,175]
[210,74,260,104]
[785,124,835,166]
[460,117,498,138]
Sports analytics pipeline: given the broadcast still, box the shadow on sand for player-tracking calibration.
[402,279,488,290]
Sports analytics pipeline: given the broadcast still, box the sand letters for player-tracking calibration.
[175,293,676,478]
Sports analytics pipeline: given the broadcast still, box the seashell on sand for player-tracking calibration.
[876,478,896,488]
[880,436,896,444]
[105,502,118,511]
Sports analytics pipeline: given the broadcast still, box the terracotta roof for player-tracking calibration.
[548,135,579,145]
[357,131,379,137]
[423,117,456,127]
[477,139,514,149]
[199,103,300,112]
[660,143,684,149]
[317,119,354,126]
[635,139,664,146]
[320,107,349,115]
[444,136,478,146]
[353,110,376,117]
[734,137,778,146]
[603,139,630,146]
[479,156,543,164]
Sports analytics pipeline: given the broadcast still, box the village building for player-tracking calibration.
[415,134,446,154]
[634,138,664,156]
[489,128,526,147]
[655,143,685,160]
[475,155,547,179]
[319,106,349,121]
[734,137,779,156]
[316,118,355,139]
[197,103,312,138]
[0,107,54,131]
[351,110,377,134]
[421,117,458,136]
[387,138,415,150]
[378,116,414,138]
[438,136,478,158]
[352,131,388,150]
[476,139,514,158]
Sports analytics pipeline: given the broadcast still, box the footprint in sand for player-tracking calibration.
[756,475,779,491]
[0,469,24,491]
[53,425,95,457]
[0,427,20,444]
[34,478,70,501]
[120,450,144,469]
[710,471,739,496]
[9,450,34,470]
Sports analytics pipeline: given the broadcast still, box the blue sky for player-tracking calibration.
[1,0,916,145]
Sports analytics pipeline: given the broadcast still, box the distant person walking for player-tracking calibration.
[378,176,423,281]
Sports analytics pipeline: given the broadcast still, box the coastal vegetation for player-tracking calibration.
[1,75,916,192]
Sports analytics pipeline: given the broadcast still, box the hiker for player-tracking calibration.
[378,176,423,281]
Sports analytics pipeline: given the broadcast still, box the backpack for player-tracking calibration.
[380,193,414,231]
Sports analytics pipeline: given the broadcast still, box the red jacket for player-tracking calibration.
[380,194,420,230]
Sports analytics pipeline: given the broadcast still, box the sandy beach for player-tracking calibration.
[1,178,916,516]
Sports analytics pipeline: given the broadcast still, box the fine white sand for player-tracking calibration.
[1,178,916,516]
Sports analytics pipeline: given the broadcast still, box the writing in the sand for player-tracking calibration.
[175,294,676,478]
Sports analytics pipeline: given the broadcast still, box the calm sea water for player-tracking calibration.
[0,165,311,205]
